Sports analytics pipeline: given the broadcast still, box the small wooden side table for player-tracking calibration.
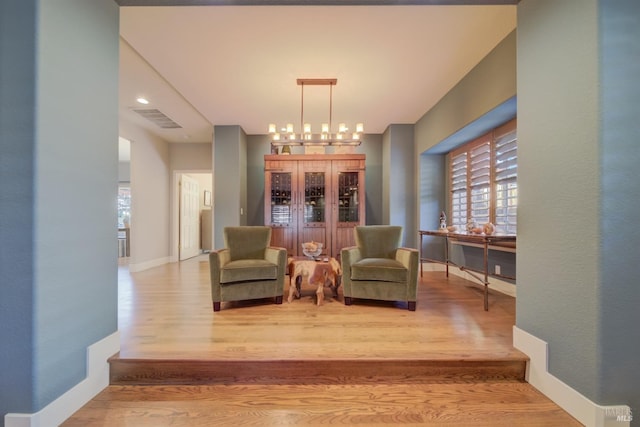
[287,256,342,306]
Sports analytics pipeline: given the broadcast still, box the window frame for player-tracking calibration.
[448,119,517,234]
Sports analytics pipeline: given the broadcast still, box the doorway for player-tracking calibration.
[118,137,131,261]
[174,172,213,261]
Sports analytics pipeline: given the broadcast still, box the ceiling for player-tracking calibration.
[118,4,517,144]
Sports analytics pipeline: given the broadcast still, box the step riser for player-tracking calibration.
[110,359,526,385]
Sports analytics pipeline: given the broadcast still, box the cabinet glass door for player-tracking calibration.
[337,172,360,223]
[298,162,330,256]
[304,172,325,223]
[270,172,292,224]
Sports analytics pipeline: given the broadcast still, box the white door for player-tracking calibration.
[179,174,200,260]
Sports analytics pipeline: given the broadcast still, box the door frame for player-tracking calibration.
[171,170,212,262]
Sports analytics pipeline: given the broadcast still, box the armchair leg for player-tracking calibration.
[344,297,352,306]
[275,295,283,305]
[408,301,416,311]
[213,302,221,312]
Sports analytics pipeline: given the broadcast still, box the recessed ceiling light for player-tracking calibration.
[136,97,149,105]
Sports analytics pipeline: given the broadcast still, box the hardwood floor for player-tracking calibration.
[63,255,582,426]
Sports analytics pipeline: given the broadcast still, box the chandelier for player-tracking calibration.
[269,78,364,147]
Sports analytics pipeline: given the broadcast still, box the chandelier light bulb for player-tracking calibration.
[321,123,329,133]
[286,123,294,133]
[356,123,364,133]
[273,133,281,141]
[268,123,276,134]
[338,123,347,133]
[304,123,311,134]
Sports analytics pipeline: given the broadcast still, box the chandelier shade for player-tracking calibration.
[268,78,363,147]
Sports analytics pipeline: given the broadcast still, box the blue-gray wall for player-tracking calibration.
[415,31,517,270]
[213,125,247,249]
[518,0,639,416]
[246,135,272,227]
[418,153,446,260]
[383,124,417,248]
[0,0,119,422]
[0,0,38,419]
[600,0,640,408]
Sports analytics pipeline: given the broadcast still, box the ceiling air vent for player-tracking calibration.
[132,108,182,129]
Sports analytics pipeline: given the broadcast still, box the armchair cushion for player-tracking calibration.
[351,258,407,282]
[355,225,402,259]
[224,226,271,260]
[220,259,278,284]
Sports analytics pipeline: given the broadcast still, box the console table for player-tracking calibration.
[419,230,516,311]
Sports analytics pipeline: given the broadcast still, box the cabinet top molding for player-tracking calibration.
[265,153,365,161]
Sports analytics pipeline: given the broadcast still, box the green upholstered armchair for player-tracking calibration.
[209,226,287,312]
[341,225,419,311]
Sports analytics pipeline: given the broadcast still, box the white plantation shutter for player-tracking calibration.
[451,152,468,228]
[470,141,491,226]
[494,130,517,234]
[448,119,517,235]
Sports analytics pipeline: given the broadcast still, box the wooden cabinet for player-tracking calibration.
[265,154,365,258]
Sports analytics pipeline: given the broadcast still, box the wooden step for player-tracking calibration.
[109,357,527,385]
[62,381,582,427]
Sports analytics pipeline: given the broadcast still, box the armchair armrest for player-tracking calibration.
[341,246,362,265]
[395,247,418,269]
[340,246,361,296]
[209,248,230,301]
[211,248,230,268]
[265,246,287,279]
[396,247,419,301]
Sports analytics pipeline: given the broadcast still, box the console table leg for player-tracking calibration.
[483,242,489,311]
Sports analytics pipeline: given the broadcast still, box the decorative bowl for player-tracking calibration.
[303,248,322,259]
[302,242,323,259]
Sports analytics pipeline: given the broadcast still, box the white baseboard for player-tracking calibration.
[421,262,516,297]
[5,332,120,427]
[513,326,632,427]
[128,256,171,273]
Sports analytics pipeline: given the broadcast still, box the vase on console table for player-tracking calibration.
[439,211,447,230]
